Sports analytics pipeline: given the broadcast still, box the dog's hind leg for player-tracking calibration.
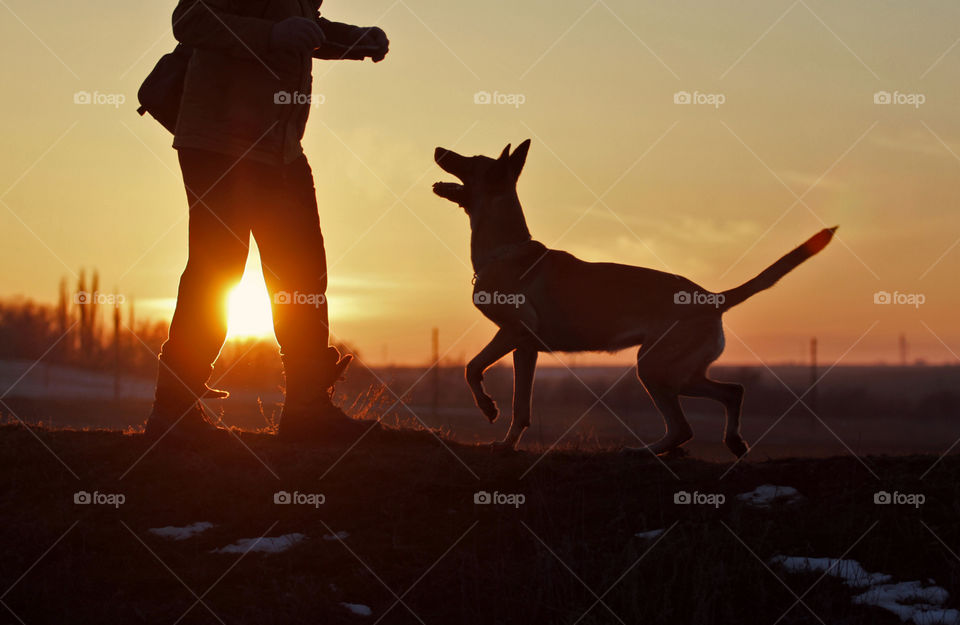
[495,347,537,450]
[466,329,516,423]
[684,376,747,458]
[631,380,694,456]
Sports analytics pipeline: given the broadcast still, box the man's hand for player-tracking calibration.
[270,16,326,52]
[357,26,389,62]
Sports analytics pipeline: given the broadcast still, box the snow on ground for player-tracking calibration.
[340,603,372,617]
[148,522,214,541]
[736,485,804,508]
[772,556,959,624]
[853,582,955,624]
[323,531,350,541]
[212,533,305,554]
[771,556,891,588]
[634,529,665,540]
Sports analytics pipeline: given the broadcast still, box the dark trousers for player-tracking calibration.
[157,148,334,395]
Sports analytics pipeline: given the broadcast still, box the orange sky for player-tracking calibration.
[1,0,959,366]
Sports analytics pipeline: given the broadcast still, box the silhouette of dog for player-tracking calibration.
[433,140,836,457]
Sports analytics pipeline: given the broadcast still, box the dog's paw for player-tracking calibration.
[477,397,499,423]
[724,437,750,459]
[622,437,691,459]
[489,440,517,454]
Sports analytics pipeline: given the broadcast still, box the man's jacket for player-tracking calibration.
[172,0,364,165]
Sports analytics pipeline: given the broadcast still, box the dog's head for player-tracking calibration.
[432,140,531,213]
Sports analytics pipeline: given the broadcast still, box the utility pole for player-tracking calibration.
[113,300,121,399]
[809,337,818,421]
[431,328,440,420]
[899,333,908,367]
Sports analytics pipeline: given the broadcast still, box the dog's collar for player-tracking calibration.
[471,238,534,284]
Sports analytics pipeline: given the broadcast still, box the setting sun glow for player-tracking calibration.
[226,249,275,340]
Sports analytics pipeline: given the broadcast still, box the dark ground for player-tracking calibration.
[0,420,957,625]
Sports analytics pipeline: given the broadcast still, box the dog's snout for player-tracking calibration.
[434,147,449,164]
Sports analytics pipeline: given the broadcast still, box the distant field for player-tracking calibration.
[2,362,958,462]
[0,424,956,624]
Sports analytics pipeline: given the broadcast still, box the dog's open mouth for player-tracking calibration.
[432,181,467,206]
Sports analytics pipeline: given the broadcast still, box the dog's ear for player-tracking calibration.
[498,144,511,161]
[509,139,531,177]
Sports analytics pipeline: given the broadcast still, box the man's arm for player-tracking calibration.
[313,18,388,62]
[172,0,275,59]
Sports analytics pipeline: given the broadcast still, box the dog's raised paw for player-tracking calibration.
[724,438,750,459]
[478,399,499,423]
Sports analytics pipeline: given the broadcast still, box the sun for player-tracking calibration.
[226,246,276,340]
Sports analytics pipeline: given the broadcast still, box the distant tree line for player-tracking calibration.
[0,270,167,377]
[0,272,353,389]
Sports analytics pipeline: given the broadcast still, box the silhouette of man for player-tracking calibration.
[145,0,388,446]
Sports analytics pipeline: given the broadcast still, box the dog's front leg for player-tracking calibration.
[465,329,516,423]
[495,347,537,450]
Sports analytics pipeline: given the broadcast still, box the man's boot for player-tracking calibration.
[144,361,233,448]
[278,348,379,443]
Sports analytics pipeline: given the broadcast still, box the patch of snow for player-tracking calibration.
[913,610,960,625]
[854,582,958,624]
[148,522,214,541]
[341,602,372,617]
[770,556,891,588]
[324,531,350,541]
[772,555,959,625]
[634,529,665,540]
[737,485,803,508]
[212,533,305,554]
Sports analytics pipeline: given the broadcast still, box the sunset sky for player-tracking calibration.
[1,0,959,366]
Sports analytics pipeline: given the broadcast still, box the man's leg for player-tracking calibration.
[251,155,368,440]
[251,155,337,368]
[150,148,252,437]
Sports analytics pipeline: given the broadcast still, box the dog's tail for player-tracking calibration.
[719,227,837,311]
